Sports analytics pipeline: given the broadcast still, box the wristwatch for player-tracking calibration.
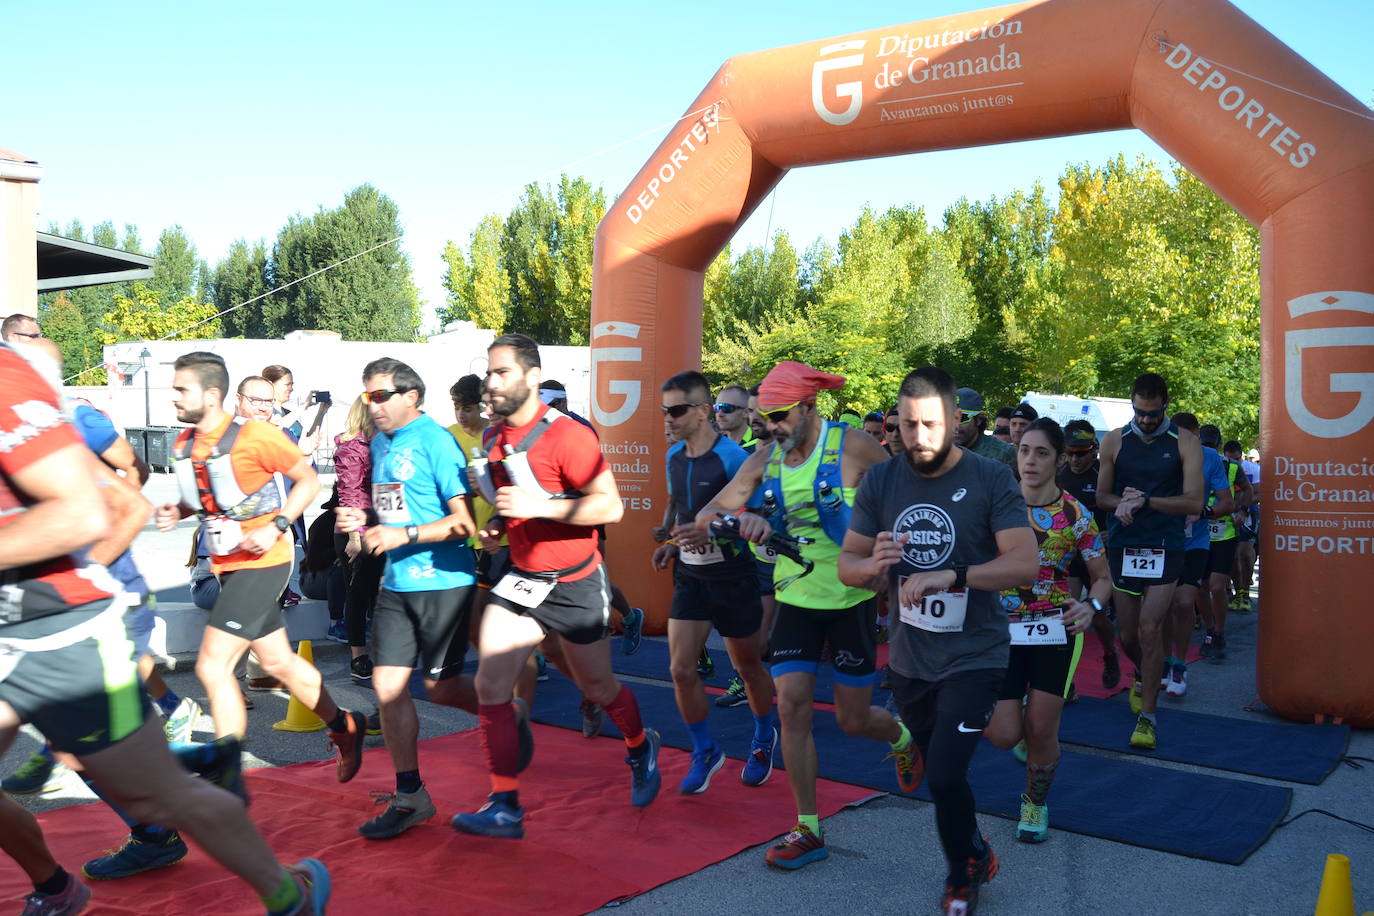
[1088,596,1105,615]
[272,514,291,532]
[405,525,420,544]
[952,565,969,590]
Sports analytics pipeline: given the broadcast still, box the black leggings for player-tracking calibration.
[335,533,385,648]
[889,667,1003,872]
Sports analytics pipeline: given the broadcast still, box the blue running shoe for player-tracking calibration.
[628,728,662,807]
[534,652,549,682]
[620,607,645,656]
[287,858,331,915]
[83,832,188,880]
[452,795,525,839]
[678,745,725,795]
[326,620,348,645]
[200,736,248,805]
[741,726,778,787]
[2,747,63,795]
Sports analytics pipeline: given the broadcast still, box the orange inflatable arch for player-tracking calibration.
[589,0,1374,727]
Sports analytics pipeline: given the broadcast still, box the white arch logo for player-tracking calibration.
[591,321,642,427]
[1284,291,1374,439]
[812,40,867,126]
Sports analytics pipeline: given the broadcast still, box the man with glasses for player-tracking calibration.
[0,313,42,344]
[652,371,777,793]
[951,388,1014,468]
[884,408,905,456]
[698,361,917,871]
[1096,373,1203,749]
[713,384,755,449]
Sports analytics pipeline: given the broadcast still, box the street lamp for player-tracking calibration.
[139,348,152,426]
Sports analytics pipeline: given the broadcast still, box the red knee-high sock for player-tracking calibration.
[602,683,646,749]
[479,703,519,794]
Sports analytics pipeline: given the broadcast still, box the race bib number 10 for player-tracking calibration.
[1123,547,1165,579]
[897,580,969,634]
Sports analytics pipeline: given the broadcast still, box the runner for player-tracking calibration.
[992,407,1014,444]
[841,365,1037,914]
[0,313,42,345]
[1225,440,1260,611]
[698,360,917,871]
[1057,419,1121,689]
[335,357,532,839]
[1198,425,1253,661]
[1007,402,1038,448]
[713,384,755,449]
[1097,373,1203,749]
[884,408,905,455]
[154,351,367,775]
[455,333,661,839]
[952,388,1015,467]
[983,417,1110,844]
[0,345,330,916]
[862,411,887,445]
[651,371,777,793]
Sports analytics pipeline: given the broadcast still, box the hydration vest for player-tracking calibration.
[761,421,850,546]
[173,418,286,520]
[472,408,582,505]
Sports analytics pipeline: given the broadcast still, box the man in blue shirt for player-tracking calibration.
[336,357,531,840]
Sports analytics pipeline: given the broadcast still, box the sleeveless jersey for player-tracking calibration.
[1107,420,1187,550]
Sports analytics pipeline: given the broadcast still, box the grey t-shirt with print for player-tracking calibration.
[850,448,1029,682]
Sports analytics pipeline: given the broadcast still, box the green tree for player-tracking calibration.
[439,214,509,331]
[208,239,271,338]
[148,225,198,305]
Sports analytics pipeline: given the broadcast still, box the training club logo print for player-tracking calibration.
[893,503,956,569]
[1283,291,1374,439]
[812,39,867,126]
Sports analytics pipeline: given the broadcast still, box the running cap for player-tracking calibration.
[955,388,985,414]
[1198,424,1222,447]
[758,361,845,408]
[1246,448,1259,461]
[1010,402,1038,421]
[539,379,566,405]
[839,409,862,425]
[1064,419,1098,451]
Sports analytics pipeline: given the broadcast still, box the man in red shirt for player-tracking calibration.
[453,334,661,838]
[0,346,329,915]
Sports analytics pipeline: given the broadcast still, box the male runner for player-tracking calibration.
[0,345,329,916]
[713,384,755,448]
[1225,440,1260,611]
[992,407,1014,444]
[746,385,770,448]
[862,411,887,445]
[1007,402,1038,447]
[652,371,776,793]
[154,352,367,774]
[455,333,660,838]
[1097,373,1203,749]
[336,357,532,839]
[1198,425,1252,660]
[952,388,1015,467]
[841,365,1037,914]
[699,361,917,871]
[0,313,42,345]
[1057,419,1121,689]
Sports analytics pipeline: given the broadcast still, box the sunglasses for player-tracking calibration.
[363,388,410,404]
[884,423,898,433]
[994,426,1011,436]
[1132,406,1167,419]
[760,401,802,423]
[11,331,42,339]
[661,402,703,418]
[713,403,744,414]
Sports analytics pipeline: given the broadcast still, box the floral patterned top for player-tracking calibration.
[1000,490,1103,620]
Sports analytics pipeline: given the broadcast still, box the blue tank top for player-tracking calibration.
[1108,420,1187,550]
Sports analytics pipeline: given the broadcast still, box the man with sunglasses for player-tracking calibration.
[697,361,917,871]
[652,371,777,793]
[951,388,1015,468]
[713,384,754,449]
[0,313,42,344]
[884,408,905,456]
[1096,373,1204,749]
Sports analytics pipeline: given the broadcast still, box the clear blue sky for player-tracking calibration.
[6,0,1371,331]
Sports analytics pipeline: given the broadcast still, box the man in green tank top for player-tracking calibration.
[697,361,918,872]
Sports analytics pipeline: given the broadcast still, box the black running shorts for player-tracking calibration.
[1175,548,1210,589]
[1108,548,1183,597]
[768,598,878,687]
[372,586,474,679]
[1207,538,1238,577]
[998,633,1085,701]
[211,563,293,641]
[670,567,763,639]
[487,564,611,645]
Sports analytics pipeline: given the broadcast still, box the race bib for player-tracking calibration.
[753,543,778,564]
[204,517,244,556]
[1123,547,1165,579]
[1009,610,1068,646]
[897,581,968,634]
[679,540,724,566]
[372,482,409,525]
[1208,519,1227,540]
[491,571,556,609]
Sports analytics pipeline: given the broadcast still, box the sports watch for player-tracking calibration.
[952,565,969,590]
[272,514,291,532]
[406,525,420,544]
[1088,596,1105,615]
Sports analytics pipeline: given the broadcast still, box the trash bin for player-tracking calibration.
[124,427,148,468]
[143,426,180,473]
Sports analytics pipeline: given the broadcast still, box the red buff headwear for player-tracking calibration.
[758,361,846,408]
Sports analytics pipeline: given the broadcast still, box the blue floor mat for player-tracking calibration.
[1059,696,1350,784]
[529,673,1290,866]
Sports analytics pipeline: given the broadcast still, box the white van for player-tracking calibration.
[1020,392,1133,441]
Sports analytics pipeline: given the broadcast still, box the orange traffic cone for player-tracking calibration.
[1315,853,1355,916]
[272,640,326,733]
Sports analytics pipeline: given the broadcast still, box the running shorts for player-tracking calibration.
[1207,538,1238,577]
[1108,548,1183,597]
[372,586,473,680]
[487,563,611,645]
[670,567,763,639]
[211,563,293,641]
[998,633,1084,701]
[1175,548,1210,589]
[768,598,878,687]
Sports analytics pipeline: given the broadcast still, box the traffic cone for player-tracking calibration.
[1314,853,1355,916]
[272,640,326,733]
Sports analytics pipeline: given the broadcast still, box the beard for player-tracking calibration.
[490,384,530,417]
[772,410,813,453]
[905,434,953,474]
[177,405,204,424]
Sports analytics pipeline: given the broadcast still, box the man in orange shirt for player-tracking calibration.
[154,352,367,782]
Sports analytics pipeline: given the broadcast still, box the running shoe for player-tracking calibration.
[1011,740,1028,765]
[620,606,644,656]
[534,652,549,682]
[741,726,778,787]
[350,655,374,687]
[358,787,436,839]
[365,711,382,736]
[325,620,348,644]
[764,823,828,870]
[2,747,64,795]
[1200,631,1216,658]
[1129,715,1157,750]
[452,795,525,839]
[162,697,201,747]
[941,845,998,916]
[20,876,90,916]
[886,736,924,794]
[678,745,725,795]
[627,728,662,807]
[1210,633,1227,661]
[696,647,715,679]
[1128,678,1143,716]
[714,677,748,708]
[1166,664,1189,698]
[280,588,301,609]
[286,858,331,915]
[328,710,367,783]
[1101,652,1121,690]
[1017,795,1049,844]
[513,697,535,772]
[200,735,248,805]
[83,831,188,879]
[579,699,604,739]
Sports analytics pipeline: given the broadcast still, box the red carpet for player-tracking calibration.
[1073,631,1204,699]
[3,725,874,914]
